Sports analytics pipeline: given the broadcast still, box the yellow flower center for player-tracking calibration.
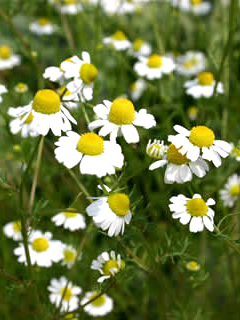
[65,314,77,320]
[63,211,78,218]
[63,249,76,262]
[167,144,189,165]
[189,126,215,148]
[21,112,34,124]
[60,288,73,301]
[13,221,21,232]
[108,98,135,125]
[183,57,198,69]
[89,293,106,307]
[147,144,164,160]
[32,237,49,252]
[64,0,77,4]
[108,193,130,217]
[197,72,214,86]
[112,31,127,41]
[188,106,198,117]
[187,261,200,271]
[59,58,73,72]
[229,184,240,197]
[132,39,144,52]
[147,54,163,68]
[33,89,61,114]
[15,82,28,93]
[186,198,208,217]
[231,147,240,158]
[79,63,98,84]
[37,17,49,26]
[103,259,120,275]
[57,86,72,97]
[77,132,104,156]
[0,45,12,60]
[191,0,202,5]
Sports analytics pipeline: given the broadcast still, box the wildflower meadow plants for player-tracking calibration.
[1,0,240,319]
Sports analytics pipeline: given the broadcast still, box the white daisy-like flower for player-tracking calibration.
[88,98,156,144]
[0,45,21,70]
[188,0,212,15]
[61,244,81,268]
[57,86,80,109]
[14,230,63,267]
[103,30,131,51]
[54,131,124,177]
[29,17,56,35]
[8,106,39,137]
[59,0,83,14]
[148,141,209,184]
[186,260,200,271]
[0,84,7,103]
[168,125,231,167]
[176,51,206,76]
[184,72,224,98]
[43,57,75,84]
[188,106,198,121]
[129,79,146,101]
[86,189,132,237]
[14,82,28,94]
[128,39,151,58]
[12,89,77,136]
[230,143,240,162]
[51,209,86,231]
[169,193,215,233]
[220,174,240,208]
[3,220,22,241]
[146,139,167,160]
[134,54,175,80]
[48,276,82,312]
[91,250,125,283]
[60,52,98,101]
[81,291,113,317]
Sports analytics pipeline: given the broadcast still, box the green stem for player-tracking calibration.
[214,225,240,257]
[68,169,92,200]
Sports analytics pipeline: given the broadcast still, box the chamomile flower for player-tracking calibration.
[188,106,198,121]
[59,0,83,14]
[169,194,215,233]
[186,260,200,271]
[88,98,156,144]
[81,291,113,317]
[14,230,63,267]
[146,139,167,160]
[43,58,75,84]
[8,106,39,137]
[86,189,132,237]
[60,52,98,101]
[103,31,131,51]
[61,244,81,268]
[14,82,28,94]
[54,131,124,177]
[148,142,209,184]
[230,143,240,161]
[48,276,82,312]
[134,54,175,80]
[220,174,240,208]
[176,51,206,76]
[0,84,7,102]
[57,86,80,109]
[29,17,56,35]
[188,0,212,15]
[184,72,224,98]
[168,125,231,167]
[128,39,151,58]
[129,79,147,101]
[13,89,77,136]
[91,251,125,283]
[3,220,22,241]
[51,209,86,231]
[0,45,21,70]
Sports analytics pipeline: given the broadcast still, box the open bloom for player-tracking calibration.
[148,141,209,184]
[61,244,81,268]
[0,84,7,102]
[129,79,146,101]
[54,131,124,177]
[168,125,231,167]
[134,54,175,80]
[51,209,86,231]
[176,51,206,76]
[0,45,21,70]
[128,39,151,58]
[88,98,156,143]
[48,277,82,312]
[186,261,200,271]
[59,0,83,14]
[91,251,125,283]
[86,190,132,237]
[14,230,63,267]
[103,31,131,51]
[184,72,223,98]
[81,291,113,317]
[169,194,215,232]
[29,17,56,35]
[220,174,240,208]
[11,89,76,136]
[3,220,22,241]
[167,0,211,15]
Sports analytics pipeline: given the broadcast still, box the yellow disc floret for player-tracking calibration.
[89,292,106,307]
[77,132,104,156]
[13,221,21,232]
[64,211,78,218]
[14,82,28,93]
[186,260,200,271]
[191,0,202,5]
[189,126,215,148]
[108,98,135,125]
[64,249,76,262]
[186,198,208,217]
[103,260,120,275]
[229,184,240,197]
[80,63,98,84]
[183,57,198,69]
[32,237,49,252]
[33,89,61,114]
[0,45,12,60]
[147,54,163,68]
[108,193,130,217]
[147,142,165,160]
[188,106,198,119]
[60,288,73,301]
[132,39,144,52]
[64,0,77,4]
[112,31,127,41]
[37,17,49,26]
[197,72,214,86]
[167,144,189,165]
